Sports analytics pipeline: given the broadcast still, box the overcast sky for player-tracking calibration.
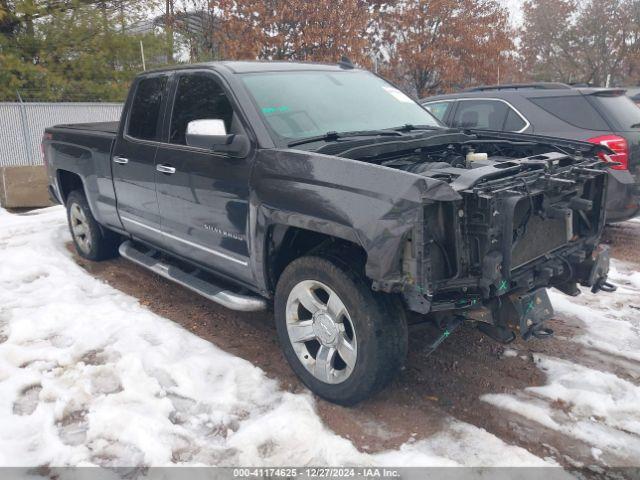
[499,0,524,26]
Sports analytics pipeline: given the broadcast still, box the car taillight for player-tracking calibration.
[41,133,52,167]
[586,134,629,170]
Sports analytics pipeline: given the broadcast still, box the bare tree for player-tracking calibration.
[520,0,640,86]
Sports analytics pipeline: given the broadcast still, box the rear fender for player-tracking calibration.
[45,128,119,229]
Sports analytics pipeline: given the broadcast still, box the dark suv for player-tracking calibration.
[422,83,640,222]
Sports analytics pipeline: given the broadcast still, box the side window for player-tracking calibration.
[170,74,235,145]
[529,95,609,130]
[127,76,167,141]
[424,101,453,123]
[453,100,508,130]
[503,108,527,132]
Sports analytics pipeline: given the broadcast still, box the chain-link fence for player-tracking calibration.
[0,102,124,167]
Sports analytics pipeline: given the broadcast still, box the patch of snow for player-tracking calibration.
[482,393,560,431]
[591,448,602,461]
[502,348,518,358]
[0,207,549,467]
[627,272,640,290]
[375,421,556,467]
[483,355,640,463]
[548,263,640,364]
[483,242,640,466]
[531,357,640,438]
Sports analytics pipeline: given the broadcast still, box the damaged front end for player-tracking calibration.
[401,150,614,343]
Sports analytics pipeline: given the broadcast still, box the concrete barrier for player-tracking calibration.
[0,165,53,208]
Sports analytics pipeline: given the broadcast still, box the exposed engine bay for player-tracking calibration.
[318,130,616,343]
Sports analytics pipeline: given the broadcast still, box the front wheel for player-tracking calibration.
[274,255,408,405]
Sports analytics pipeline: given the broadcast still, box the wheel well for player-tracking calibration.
[266,225,367,292]
[57,170,84,204]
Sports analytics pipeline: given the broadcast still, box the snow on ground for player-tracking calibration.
[544,263,640,364]
[483,259,640,466]
[0,207,550,468]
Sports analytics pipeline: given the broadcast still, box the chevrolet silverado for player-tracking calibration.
[44,61,615,405]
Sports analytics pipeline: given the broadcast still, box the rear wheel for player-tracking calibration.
[274,255,408,405]
[66,190,119,261]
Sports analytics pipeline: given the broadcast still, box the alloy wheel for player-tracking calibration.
[285,280,357,384]
[70,203,92,254]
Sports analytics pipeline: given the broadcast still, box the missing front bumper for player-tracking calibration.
[471,245,614,343]
[500,288,555,340]
[467,288,555,342]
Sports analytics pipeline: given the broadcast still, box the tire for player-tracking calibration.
[274,255,408,406]
[66,190,119,261]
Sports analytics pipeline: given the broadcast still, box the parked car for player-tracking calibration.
[625,87,640,106]
[421,83,640,222]
[44,62,613,405]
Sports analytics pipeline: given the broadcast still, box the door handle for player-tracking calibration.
[156,164,176,174]
[113,156,129,164]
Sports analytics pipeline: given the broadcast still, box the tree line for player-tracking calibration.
[520,0,640,87]
[1,0,639,102]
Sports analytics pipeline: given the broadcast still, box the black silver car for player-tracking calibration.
[625,87,640,106]
[422,83,640,222]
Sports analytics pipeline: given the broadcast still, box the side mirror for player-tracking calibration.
[185,119,249,157]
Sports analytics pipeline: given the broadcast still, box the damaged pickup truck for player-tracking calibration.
[44,61,615,405]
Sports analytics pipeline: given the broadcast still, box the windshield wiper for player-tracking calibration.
[287,129,403,148]
[393,124,444,132]
[631,123,640,129]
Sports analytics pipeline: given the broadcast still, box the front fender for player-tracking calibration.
[250,149,461,291]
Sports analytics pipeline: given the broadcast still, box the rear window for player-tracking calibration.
[529,95,609,131]
[127,76,168,141]
[590,94,640,131]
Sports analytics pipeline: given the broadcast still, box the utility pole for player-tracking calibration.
[16,91,36,165]
[165,0,175,64]
[140,41,146,71]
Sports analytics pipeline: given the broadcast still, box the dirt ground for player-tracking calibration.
[69,220,640,472]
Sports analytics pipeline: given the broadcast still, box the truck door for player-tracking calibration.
[154,71,254,283]
[112,74,169,242]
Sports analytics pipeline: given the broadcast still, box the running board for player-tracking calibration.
[118,241,267,312]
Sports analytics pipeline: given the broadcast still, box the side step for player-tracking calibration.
[118,241,267,312]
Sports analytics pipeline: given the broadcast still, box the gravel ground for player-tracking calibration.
[69,220,640,472]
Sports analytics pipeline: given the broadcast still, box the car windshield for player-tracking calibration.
[240,70,441,142]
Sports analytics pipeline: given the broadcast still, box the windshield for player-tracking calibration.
[241,70,441,142]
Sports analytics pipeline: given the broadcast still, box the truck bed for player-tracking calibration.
[51,121,119,135]
[45,121,119,228]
